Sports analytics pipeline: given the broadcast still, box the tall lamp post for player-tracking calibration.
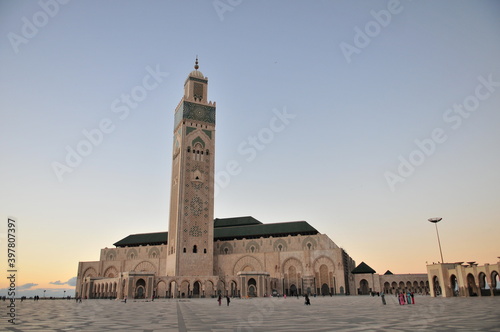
[428,217,444,263]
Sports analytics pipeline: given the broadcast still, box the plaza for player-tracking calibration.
[2,296,499,331]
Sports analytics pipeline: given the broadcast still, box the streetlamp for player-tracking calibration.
[64,290,66,299]
[428,217,444,263]
[44,290,46,299]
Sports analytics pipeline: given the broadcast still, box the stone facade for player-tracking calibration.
[75,231,358,299]
[166,59,216,278]
[427,261,500,297]
[353,273,430,295]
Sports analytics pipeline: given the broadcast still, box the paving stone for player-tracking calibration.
[0,296,499,331]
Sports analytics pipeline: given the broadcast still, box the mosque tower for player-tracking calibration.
[166,58,216,277]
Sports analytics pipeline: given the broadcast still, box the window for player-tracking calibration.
[183,248,186,253]
[204,248,207,254]
[193,245,197,253]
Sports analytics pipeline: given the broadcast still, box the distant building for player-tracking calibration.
[427,261,500,297]
[351,262,429,295]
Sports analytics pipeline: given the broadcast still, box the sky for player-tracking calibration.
[1,0,499,298]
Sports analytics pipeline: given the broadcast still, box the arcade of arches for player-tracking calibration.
[427,262,500,297]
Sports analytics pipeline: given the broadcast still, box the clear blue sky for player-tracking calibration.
[1,0,499,297]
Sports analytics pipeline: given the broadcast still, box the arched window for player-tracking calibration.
[204,248,207,254]
[183,248,186,253]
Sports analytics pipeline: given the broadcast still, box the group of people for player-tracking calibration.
[217,295,231,306]
[397,291,415,305]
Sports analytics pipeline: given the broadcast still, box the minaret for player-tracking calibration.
[166,58,216,277]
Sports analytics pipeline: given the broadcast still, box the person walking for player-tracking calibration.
[226,295,230,306]
[381,292,386,305]
[304,294,311,305]
[218,294,222,306]
[411,292,415,304]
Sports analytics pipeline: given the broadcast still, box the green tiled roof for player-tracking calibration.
[214,216,262,228]
[384,270,393,275]
[113,232,167,247]
[351,261,376,274]
[214,220,318,241]
[113,217,319,247]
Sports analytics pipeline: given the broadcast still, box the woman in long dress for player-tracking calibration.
[398,292,405,305]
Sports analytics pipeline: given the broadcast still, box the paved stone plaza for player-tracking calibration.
[2,295,499,331]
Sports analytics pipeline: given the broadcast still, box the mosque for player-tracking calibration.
[77,60,442,299]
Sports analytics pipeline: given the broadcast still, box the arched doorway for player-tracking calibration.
[193,281,201,298]
[359,279,369,295]
[479,273,490,296]
[450,275,459,296]
[492,271,500,296]
[217,280,225,296]
[391,282,397,294]
[290,284,298,296]
[321,283,329,295]
[230,280,237,297]
[121,281,126,299]
[205,280,215,298]
[248,278,257,297]
[157,281,167,298]
[384,282,390,294]
[432,276,441,296]
[136,279,146,299]
[467,274,478,296]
